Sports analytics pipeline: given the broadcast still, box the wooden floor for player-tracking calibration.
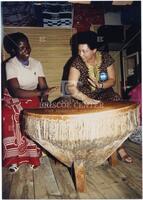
[2,139,142,199]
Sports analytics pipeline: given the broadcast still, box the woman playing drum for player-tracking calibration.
[55,31,133,163]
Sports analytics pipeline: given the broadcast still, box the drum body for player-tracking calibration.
[23,102,139,167]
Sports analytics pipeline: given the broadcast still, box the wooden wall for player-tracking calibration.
[2,27,121,101]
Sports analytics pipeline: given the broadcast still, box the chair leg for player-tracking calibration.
[108,151,118,167]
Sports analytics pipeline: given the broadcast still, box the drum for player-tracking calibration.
[23,101,139,191]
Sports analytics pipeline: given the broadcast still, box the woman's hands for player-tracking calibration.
[83,97,100,105]
[42,86,59,96]
[41,86,59,102]
[40,86,59,102]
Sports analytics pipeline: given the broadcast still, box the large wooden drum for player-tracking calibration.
[23,101,139,191]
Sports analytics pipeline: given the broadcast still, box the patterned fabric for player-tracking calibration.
[129,126,142,145]
[2,2,35,26]
[72,53,120,101]
[42,2,72,27]
[73,4,104,31]
[2,2,106,28]
[2,89,42,167]
[60,52,120,102]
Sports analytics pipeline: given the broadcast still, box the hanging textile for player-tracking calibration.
[2,2,36,26]
[42,2,72,27]
[73,4,104,32]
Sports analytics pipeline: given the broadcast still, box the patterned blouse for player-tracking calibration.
[69,52,120,101]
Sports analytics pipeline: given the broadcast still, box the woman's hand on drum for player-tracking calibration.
[43,86,59,96]
[83,97,100,105]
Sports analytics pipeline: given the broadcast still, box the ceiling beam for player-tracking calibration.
[112,1,133,6]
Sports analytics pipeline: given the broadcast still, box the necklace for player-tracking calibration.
[17,57,29,67]
[21,60,29,66]
[87,51,102,91]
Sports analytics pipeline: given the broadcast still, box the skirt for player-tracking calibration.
[2,88,42,167]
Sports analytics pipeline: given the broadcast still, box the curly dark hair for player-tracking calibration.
[70,31,98,56]
[3,32,29,56]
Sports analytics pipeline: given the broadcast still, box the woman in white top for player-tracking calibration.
[2,32,53,172]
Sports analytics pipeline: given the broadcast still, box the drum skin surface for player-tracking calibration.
[23,101,139,167]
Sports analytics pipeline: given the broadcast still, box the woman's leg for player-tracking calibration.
[117,145,133,163]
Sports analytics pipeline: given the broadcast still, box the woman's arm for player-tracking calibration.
[102,64,116,88]
[88,64,116,89]
[7,78,42,98]
[7,76,57,99]
[38,77,58,97]
[68,67,99,104]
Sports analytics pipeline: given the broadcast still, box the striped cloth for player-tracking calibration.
[42,2,72,27]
